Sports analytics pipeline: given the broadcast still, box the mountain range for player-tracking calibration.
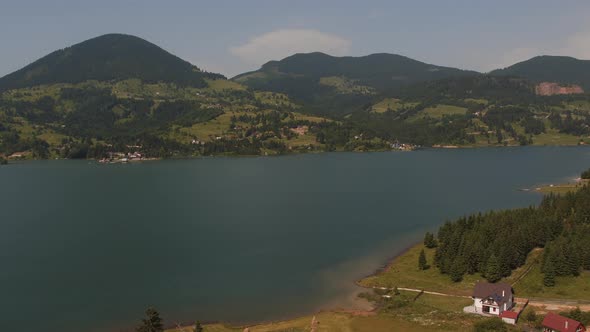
[0,34,224,92]
[1,33,589,160]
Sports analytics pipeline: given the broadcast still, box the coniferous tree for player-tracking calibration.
[424,232,437,248]
[136,307,164,332]
[485,254,502,283]
[418,249,429,270]
[544,259,556,287]
[194,321,203,332]
[449,258,466,282]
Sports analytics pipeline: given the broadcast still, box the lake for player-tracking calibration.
[1,147,589,332]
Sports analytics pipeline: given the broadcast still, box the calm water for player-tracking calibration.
[1,147,589,332]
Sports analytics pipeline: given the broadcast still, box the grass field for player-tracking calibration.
[254,91,298,108]
[358,244,482,296]
[165,312,436,332]
[422,105,467,118]
[165,292,479,332]
[513,249,590,300]
[206,79,246,91]
[174,112,241,141]
[464,98,488,105]
[532,128,584,146]
[319,76,374,95]
[408,105,467,121]
[535,180,588,194]
[170,110,329,144]
[371,98,418,113]
[359,242,590,302]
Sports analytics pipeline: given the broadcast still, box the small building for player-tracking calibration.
[499,310,519,325]
[472,281,514,316]
[542,312,586,332]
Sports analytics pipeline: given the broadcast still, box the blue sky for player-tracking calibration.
[2,0,590,78]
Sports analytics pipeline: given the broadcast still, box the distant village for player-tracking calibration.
[98,145,157,164]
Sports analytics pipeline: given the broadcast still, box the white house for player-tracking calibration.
[472,281,514,316]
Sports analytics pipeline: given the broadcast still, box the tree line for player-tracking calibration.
[430,175,590,285]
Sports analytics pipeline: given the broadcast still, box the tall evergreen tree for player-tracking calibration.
[136,307,164,332]
[194,321,203,332]
[449,258,466,282]
[544,259,556,287]
[485,254,502,283]
[424,232,437,248]
[418,249,428,270]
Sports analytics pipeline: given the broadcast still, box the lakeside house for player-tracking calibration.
[471,281,514,316]
[542,312,586,332]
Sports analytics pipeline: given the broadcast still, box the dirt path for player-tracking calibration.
[373,286,590,310]
[526,298,590,311]
[373,286,470,299]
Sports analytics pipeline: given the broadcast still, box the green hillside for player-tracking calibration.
[490,55,590,90]
[0,34,224,91]
[2,34,590,161]
[233,52,478,116]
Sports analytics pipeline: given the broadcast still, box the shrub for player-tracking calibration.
[473,318,507,332]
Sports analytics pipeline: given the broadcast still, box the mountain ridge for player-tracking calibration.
[489,55,590,90]
[0,33,224,92]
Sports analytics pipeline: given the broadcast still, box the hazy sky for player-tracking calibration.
[2,0,590,78]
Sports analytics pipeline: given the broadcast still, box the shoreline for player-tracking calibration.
[354,242,420,288]
[166,243,419,332]
[4,144,589,165]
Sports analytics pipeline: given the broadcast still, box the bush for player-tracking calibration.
[0,157,7,165]
[524,309,537,322]
[473,318,507,332]
[582,168,590,180]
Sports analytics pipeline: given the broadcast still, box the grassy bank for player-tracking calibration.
[359,243,590,302]
[358,244,480,296]
[535,179,588,194]
[165,291,479,332]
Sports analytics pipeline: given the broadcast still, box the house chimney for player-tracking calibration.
[502,290,505,296]
[565,320,568,329]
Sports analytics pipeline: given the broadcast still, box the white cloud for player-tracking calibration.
[229,29,351,65]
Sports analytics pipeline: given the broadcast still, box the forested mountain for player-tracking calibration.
[0,34,224,91]
[0,34,326,159]
[233,52,478,116]
[1,33,590,161]
[490,55,590,90]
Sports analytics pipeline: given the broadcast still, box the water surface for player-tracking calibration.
[1,147,589,332]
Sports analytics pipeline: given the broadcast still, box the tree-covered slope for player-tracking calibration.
[233,52,479,116]
[0,34,224,91]
[235,52,478,90]
[490,55,590,90]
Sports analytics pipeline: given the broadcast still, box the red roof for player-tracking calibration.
[542,312,586,332]
[500,310,519,319]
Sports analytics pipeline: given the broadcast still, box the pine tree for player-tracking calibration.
[194,321,203,332]
[449,258,466,282]
[485,254,502,283]
[424,232,437,248]
[136,307,164,332]
[418,249,428,270]
[543,259,556,287]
